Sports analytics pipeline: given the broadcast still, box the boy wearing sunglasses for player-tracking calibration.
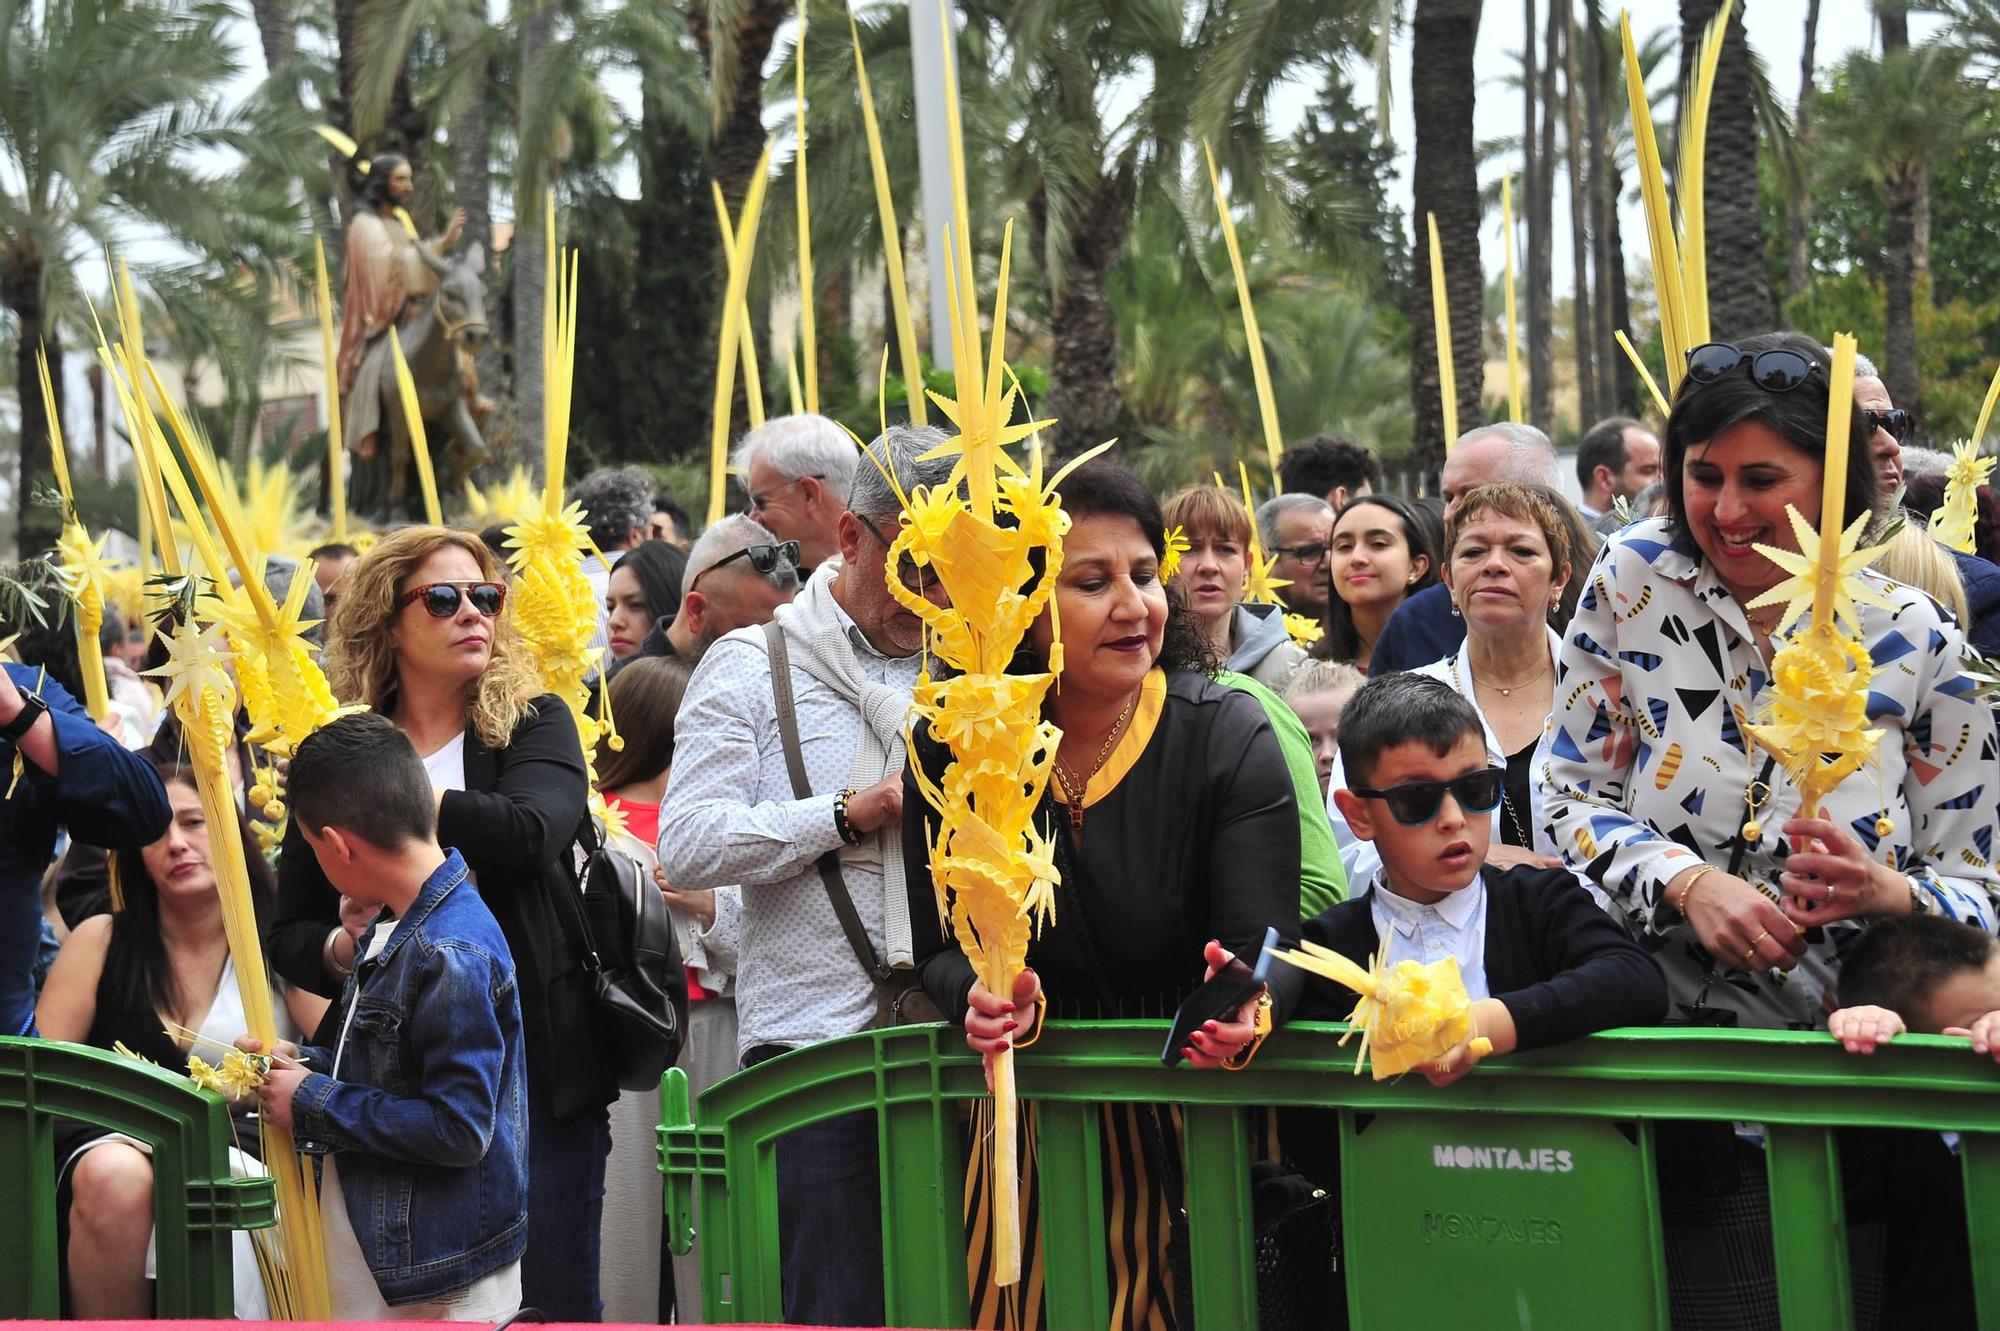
[1300,674,1666,1084]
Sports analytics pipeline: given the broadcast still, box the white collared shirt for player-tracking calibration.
[658,564,920,1059]
[1367,872,1491,1000]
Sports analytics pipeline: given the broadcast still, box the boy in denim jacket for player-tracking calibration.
[243,713,527,1318]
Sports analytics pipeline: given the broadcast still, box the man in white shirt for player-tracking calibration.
[732,413,859,571]
[659,423,954,1327]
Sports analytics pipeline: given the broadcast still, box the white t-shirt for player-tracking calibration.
[420,730,467,795]
[320,923,521,1320]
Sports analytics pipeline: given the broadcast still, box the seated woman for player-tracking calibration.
[36,761,324,1318]
[1326,484,1584,887]
[906,460,1303,1331]
[1543,330,1998,1324]
[1162,483,1309,689]
[1323,494,1439,671]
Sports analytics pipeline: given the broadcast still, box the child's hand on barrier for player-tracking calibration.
[1828,1005,1905,1054]
[1942,1010,2000,1063]
[1418,998,1514,1088]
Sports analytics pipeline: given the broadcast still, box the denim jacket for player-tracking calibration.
[292,850,529,1304]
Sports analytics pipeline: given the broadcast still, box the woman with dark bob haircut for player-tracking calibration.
[1542,331,1996,1321]
[903,459,1304,1329]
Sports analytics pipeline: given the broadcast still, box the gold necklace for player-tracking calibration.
[1053,689,1140,833]
[1472,660,1551,698]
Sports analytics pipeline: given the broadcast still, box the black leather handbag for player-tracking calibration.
[554,821,690,1091]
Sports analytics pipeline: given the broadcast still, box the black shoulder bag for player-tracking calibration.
[552,819,690,1091]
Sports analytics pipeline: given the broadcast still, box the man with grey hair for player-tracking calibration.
[1257,492,1336,620]
[613,514,801,672]
[572,465,659,675]
[660,424,954,1327]
[732,413,858,571]
[1373,422,1567,674]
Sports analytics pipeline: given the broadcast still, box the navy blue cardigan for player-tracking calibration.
[1297,865,1667,1051]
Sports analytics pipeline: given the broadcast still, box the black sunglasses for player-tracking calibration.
[400,581,507,618]
[691,540,801,593]
[1864,408,1914,442]
[1349,767,1506,827]
[858,516,930,593]
[1684,342,1823,394]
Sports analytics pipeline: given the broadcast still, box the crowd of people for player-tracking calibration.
[5,328,1999,1329]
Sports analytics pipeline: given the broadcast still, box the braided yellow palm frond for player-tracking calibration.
[1269,940,1487,1080]
[1929,439,1997,555]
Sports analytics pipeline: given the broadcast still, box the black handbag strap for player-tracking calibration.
[763,619,893,985]
[550,816,604,978]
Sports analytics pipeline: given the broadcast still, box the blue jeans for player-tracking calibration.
[523,1078,610,1321]
[775,1106,885,1325]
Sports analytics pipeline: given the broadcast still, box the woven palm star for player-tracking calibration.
[1244,547,1292,606]
[1160,525,1191,584]
[144,618,235,714]
[1748,505,1895,637]
[1928,439,1996,554]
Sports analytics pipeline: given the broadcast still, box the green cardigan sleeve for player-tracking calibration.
[1216,670,1347,915]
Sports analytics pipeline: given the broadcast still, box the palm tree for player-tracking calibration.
[961,0,1373,459]
[1678,0,1771,338]
[0,0,310,552]
[1818,45,1981,422]
[1409,0,1483,468]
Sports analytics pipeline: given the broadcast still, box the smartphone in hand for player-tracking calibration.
[1161,927,1279,1067]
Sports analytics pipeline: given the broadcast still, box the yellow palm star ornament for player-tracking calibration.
[1269,940,1491,1079]
[1160,525,1191,584]
[464,464,542,526]
[1744,333,1889,820]
[1284,614,1325,648]
[1235,463,1290,605]
[1929,438,1996,555]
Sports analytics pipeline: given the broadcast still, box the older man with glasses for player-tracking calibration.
[1257,492,1336,621]
[660,425,955,1328]
[732,414,859,571]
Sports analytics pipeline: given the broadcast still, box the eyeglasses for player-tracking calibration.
[399,581,507,618]
[747,474,824,514]
[1684,342,1822,394]
[1269,541,1330,566]
[689,541,802,594]
[858,516,931,593]
[1864,408,1914,442]
[1349,767,1506,826]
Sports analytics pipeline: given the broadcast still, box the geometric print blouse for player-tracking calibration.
[1541,518,2000,1030]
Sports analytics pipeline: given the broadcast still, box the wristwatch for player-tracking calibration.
[0,692,48,744]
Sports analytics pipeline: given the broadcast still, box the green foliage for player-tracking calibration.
[1288,65,1406,292]
[1782,270,2000,445]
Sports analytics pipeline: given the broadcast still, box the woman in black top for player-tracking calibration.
[39,761,319,1318]
[905,461,1303,1330]
[265,526,604,1320]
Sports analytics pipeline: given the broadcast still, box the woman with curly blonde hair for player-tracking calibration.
[268,525,612,1320]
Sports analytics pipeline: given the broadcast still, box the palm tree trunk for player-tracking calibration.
[6,255,60,555]
[1409,0,1485,469]
[1584,0,1629,416]
[250,0,295,75]
[1529,0,1558,428]
[1786,0,1820,304]
[1875,4,1931,284]
[1680,0,1772,338]
[1049,167,1133,460]
[1562,10,1595,425]
[88,361,108,481]
[451,12,501,411]
[1523,0,1550,428]
[1884,169,1922,421]
[513,1,552,451]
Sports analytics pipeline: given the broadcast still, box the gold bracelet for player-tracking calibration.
[1673,864,1717,916]
[1221,991,1276,1072]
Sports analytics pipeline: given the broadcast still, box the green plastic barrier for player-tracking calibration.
[659,1021,2000,1330]
[0,1036,276,1317]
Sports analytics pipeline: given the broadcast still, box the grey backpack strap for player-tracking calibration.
[763,620,891,983]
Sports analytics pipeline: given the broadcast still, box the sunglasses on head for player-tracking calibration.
[690,540,801,593]
[1684,342,1823,394]
[400,581,507,618]
[1349,767,1506,826]
[1864,408,1914,442]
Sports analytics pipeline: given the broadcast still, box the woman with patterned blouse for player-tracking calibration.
[1542,330,2000,1032]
